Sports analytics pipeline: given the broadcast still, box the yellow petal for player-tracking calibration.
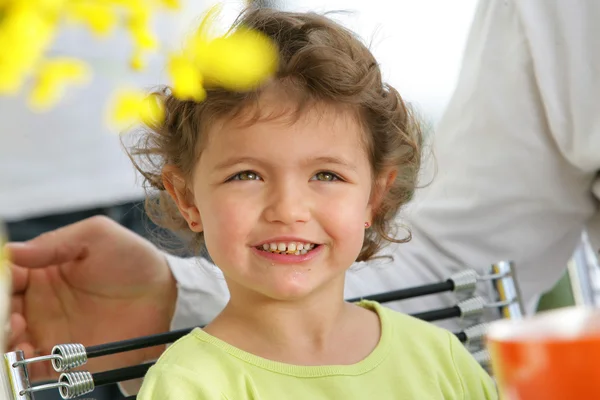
[31,0,68,13]
[113,0,148,13]
[0,5,56,85]
[129,50,146,71]
[65,2,117,36]
[179,5,278,92]
[110,90,165,129]
[157,0,180,9]
[29,81,58,110]
[130,26,158,50]
[0,67,25,95]
[45,58,91,82]
[139,93,166,126]
[124,5,158,51]
[28,59,91,110]
[200,29,278,91]
[112,91,145,125]
[168,55,206,102]
[186,34,210,68]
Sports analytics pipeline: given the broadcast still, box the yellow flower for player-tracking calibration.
[170,4,278,98]
[110,89,165,129]
[0,67,24,95]
[131,26,158,51]
[28,0,68,13]
[168,54,206,102]
[64,2,118,36]
[29,58,91,110]
[126,5,158,49]
[156,0,180,10]
[0,0,276,119]
[130,49,146,71]
[0,4,56,94]
[200,28,278,91]
[122,2,160,71]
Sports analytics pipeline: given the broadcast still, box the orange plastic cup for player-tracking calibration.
[487,307,600,400]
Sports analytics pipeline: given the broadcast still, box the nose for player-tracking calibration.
[263,180,311,225]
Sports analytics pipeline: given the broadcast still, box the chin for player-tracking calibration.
[269,287,314,301]
[261,280,318,301]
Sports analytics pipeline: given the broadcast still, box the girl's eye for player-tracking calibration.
[312,171,341,182]
[229,171,261,181]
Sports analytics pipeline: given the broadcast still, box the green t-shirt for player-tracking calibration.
[138,301,497,399]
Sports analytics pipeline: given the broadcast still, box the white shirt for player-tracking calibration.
[166,0,600,331]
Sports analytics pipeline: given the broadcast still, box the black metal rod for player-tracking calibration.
[410,306,461,322]
[346,280,454,304]
[455,331,467,343]
[86,328,196,359]
[92,362,155,387]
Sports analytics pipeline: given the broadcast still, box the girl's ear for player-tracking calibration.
[162,165,203,232]
[366,168,398,223]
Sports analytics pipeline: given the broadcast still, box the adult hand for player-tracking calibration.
[6,216,177,382]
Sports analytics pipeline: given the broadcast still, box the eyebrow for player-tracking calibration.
[214,157,266,171]
[311,156,358,172]
[214,156,358,171]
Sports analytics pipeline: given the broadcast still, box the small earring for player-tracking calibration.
[364,222,371,228]
[191,222,198,228]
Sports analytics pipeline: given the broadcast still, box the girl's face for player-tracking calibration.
[170,98,380,302]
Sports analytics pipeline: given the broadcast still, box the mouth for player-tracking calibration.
[255,241,320,256]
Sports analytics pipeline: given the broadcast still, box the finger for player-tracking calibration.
[9,313,26,345]
[11,263,29,293]
[12,341,35,357]
[11,294,24,315]
[5,217,101,268]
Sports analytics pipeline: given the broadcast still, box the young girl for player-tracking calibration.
[134,7,497,400]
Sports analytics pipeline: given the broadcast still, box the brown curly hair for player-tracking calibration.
[128,7,422,262]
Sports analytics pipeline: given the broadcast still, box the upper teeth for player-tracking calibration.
[261,242,315,254]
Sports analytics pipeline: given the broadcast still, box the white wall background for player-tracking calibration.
[178,0,479,124]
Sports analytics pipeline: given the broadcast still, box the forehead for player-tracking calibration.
[200,97,369,167]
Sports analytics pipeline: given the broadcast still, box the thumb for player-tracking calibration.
[5,219,98,269]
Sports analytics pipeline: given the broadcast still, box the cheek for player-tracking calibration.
[320,192,368,252]
[197,191,259,256]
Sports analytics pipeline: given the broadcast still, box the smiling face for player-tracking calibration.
[166,93,379,302]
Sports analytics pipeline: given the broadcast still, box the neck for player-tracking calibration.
[227,276,348,342]
[205,276,369,364]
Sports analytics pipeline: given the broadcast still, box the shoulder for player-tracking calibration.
[369,302,498,399]
[156,328,240,372]
[359,301,458,366]
[153,329,241,382]
[370,301,452,344]
[138,329,238,399]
